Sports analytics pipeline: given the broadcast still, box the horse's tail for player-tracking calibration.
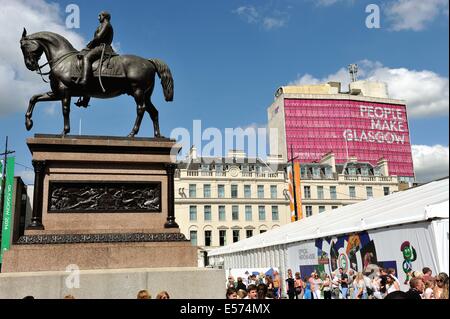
[148,58,174,101]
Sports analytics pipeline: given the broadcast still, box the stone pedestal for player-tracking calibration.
[1,135,197,272]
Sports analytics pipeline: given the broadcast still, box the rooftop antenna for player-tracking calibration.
[348,64,358,82]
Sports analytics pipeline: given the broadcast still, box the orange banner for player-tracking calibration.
[288,162,302,221]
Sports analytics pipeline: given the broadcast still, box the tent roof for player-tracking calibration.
[209,178,449,257]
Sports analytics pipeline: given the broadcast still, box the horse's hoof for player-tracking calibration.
[25,118,33,131]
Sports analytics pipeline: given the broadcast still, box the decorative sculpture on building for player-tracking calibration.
[20,11,173,138]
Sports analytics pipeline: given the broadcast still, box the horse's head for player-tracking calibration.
[20,28,44,71]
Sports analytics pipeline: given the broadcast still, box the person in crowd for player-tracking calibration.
[227,275,236,289]
[237,289,247,299]
[312,272,323,299]
[405,277,424,300]
[371,273,383,299]
[338,268,349,299]
[273,271,281,299]
[434,272,449,299]
[422,277,435,299]
[156,291,170,299]
[137,289,151,299]
[265,275,274,296]
[245,284,258,299]
[248,274,258,286]
[387,268,400,286]
[236,277,247,291]
[322,273,332,299]
[422,267,433,283]
[258,272,266,285]
[331,273,340,299]
[226,288,238,299]
[384,291,408,299]
[294,272,304,299]
[347,269,355,299]
[353,272,368,299]
[303,276,312,299]
[285,269,296,300]
[257,283,270,299]
[386,274,400,294]
[23,296,35,299]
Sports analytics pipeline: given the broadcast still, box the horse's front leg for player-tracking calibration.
[25,92,60,131]
[61,96,71,136]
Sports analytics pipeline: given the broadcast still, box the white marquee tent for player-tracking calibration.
[209,178,449,289]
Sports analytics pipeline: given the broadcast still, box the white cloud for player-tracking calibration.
[412,145,449,182]
[385,0,449,31]
[0,0,85,117]
[233,5,288,30]
[290,60,449,118]
[234,6,259,24]
[315,0,355,7]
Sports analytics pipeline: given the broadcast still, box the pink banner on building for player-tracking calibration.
[284,99,414,177]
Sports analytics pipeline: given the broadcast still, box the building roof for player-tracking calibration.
[209,178,449,256]
[177,158,287,171]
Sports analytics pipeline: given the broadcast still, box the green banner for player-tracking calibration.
[0,157,15,263]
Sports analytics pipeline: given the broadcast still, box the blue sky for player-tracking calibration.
[0,0,448,182]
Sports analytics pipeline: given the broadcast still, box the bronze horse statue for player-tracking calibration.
[20,29,173,137]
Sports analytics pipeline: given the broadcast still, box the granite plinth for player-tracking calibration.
[2,135,195,273]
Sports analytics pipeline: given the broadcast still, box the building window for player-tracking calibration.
[218,205,226,221]
[270,185,277,199]
[189,184,196,198]
[218,185,225,198]
[257,185,265,199]
[216,164,223,172]
[260,229,267,234]
[332,206,338,210]
[245,205,252,221]
[189,206,197,221]
[204,230,212,247]
[232,205,239,221]
[384,187,390,196]
[330,186,337,200]
[301,167,307,179]
[232,230,240,243]
[246,230,253,238]
[348,167,357,175]
[203,184,211,198]
[374,168,381,176]
[272,206,279,221]
[366,186,373,199]
[312,167,321,179]
[258,206,266,221]
[219,230,227,246]
[190,230,197,246]
[244,185,251,198]
[317,186,324,199]
[304,186,311,199]
[319,206,326,214]
[231,185,238,198]
[325,167,333,179]
[306,206,313,217]
[204,205,211,221]
[349,186,356,199]
[361,167,369,176]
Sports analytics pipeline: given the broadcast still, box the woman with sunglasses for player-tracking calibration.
[434,273,449,299]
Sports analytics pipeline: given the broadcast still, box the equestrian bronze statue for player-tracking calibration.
[19,13,173,138]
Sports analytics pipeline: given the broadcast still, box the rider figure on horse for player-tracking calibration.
[75,11,114,108]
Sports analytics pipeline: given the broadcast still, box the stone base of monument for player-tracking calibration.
[0,267,226,299]
[1,135,198,273]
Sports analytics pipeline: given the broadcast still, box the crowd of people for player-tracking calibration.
[225,267,449,300]
[22,290,171,299]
